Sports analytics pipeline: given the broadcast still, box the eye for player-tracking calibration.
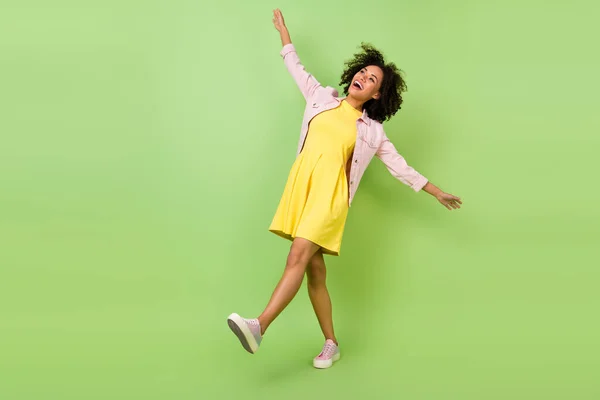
[369,78,375,82]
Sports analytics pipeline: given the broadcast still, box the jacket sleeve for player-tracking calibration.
[376,132,429,192]
[280,44,324,102]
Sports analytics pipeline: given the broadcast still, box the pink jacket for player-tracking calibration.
[280,44,429,206]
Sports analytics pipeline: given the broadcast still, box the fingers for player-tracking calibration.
[441,193,462,210]
[272,10,281,29]
[273,8,284,24]
[443,203,455,210]
[441,198,461,210]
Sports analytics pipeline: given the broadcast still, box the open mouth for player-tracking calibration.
[353,80,363,90]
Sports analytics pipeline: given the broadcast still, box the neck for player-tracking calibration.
[344,95,364,112]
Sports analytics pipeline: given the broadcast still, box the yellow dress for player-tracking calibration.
[269,100,362,256]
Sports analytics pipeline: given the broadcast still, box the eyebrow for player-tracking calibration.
[363,67,379,83]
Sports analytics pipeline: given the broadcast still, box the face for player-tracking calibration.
[348,65,384,102]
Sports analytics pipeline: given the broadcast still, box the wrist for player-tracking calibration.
[280,28,291,45]
[424,182,443,198]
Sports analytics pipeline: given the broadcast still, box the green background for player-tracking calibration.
[1,0,599,399]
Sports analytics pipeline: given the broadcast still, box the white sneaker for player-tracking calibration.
[313,339,340,369]
[227,313,262,354]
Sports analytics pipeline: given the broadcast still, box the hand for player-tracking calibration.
[436,192,462,210]
[272,8,287,32]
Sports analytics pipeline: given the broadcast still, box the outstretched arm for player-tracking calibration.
[272,9,324,101]
[377,135,462,210]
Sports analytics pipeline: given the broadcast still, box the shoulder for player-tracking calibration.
[314,86,339,101]
[366,116,385,136]
[305,86,338,105]
[355,117,383,149]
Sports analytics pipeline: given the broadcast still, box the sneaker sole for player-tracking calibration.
[313,352,341,369]
[227,313,258,354]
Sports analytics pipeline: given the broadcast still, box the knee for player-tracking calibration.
[285,250,310,272]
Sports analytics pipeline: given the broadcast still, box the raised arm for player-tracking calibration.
[272,9,324,101]
[272,9,291,46]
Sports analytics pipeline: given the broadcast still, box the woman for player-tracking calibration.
[227,9,462,369]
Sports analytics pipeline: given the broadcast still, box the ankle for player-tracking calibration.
[257,317,267,336]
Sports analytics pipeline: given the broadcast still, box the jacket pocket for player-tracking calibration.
[359,135,378,149]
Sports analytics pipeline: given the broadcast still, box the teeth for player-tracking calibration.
[354,81,363,89]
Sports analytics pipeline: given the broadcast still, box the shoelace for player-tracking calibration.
[245,319,261,336]
[319,342,336,358]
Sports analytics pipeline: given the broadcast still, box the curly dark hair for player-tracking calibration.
[339,43,407,123]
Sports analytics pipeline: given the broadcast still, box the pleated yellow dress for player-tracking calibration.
[269,100,362,256]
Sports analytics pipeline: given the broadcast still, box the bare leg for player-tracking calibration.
[306,251,338,345]
[257,237,320,335]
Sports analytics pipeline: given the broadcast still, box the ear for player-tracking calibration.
[373,92,380,100]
